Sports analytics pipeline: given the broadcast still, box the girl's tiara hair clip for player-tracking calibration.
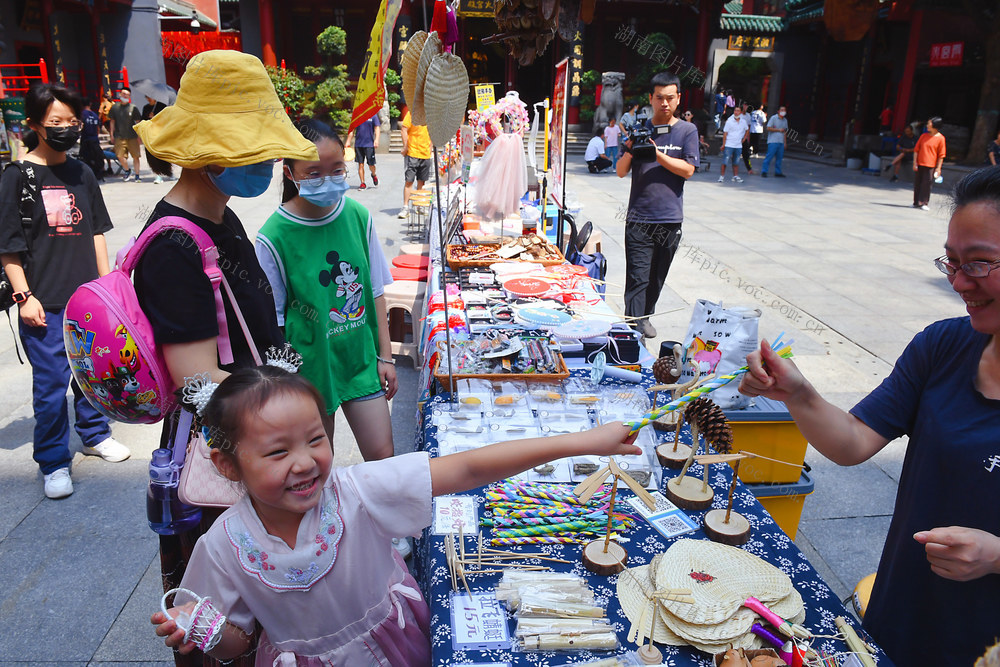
[161,588,227,653]
[265,343,303,373]
[181,372,219,417]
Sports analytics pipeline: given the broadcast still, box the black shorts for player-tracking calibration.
[404,155,430,183]
[355,146,376,165]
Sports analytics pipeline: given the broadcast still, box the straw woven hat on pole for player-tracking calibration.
[412,31,442,125]
[400,30,428,109]
[424,53,469,147]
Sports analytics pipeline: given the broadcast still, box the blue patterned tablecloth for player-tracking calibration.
[414,378,893,667]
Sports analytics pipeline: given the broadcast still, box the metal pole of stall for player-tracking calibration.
[432,145,455,403]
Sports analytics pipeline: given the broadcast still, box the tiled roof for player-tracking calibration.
[719,13,785,33]
[724,0,744,14]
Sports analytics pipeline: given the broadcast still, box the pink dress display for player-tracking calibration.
[179,452,433,666]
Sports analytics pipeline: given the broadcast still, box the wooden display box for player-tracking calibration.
[433,353,570,391]
[445,244,565,270]
[714,648,783,665]
[723,397,808,484]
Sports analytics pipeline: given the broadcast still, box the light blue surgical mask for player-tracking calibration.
[295,173,349,208]
[207,161,275,198]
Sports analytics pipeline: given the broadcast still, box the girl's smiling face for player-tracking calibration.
[215,391,333,542]
[944,201,1000,335]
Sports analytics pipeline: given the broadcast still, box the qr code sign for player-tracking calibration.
[653,513,696,538]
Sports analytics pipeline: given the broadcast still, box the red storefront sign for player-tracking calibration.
[930,42,963,67]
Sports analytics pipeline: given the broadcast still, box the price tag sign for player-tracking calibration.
[450,591,511,651]
[433,495,480,535]
[475,84,496,112]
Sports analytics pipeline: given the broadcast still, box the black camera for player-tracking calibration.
[628,113,657,161]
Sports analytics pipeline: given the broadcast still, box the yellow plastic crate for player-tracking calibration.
[748,472,814,540]
[724,397,808,484]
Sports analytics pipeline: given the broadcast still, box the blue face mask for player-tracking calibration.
[295,174,349,208]
[208,161,274,198]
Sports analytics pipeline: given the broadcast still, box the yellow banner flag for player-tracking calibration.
[474,84,495,113]
[349,0,403,135]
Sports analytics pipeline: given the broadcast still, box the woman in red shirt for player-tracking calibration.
[913,116,946,210]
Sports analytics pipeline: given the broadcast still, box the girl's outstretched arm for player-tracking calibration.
[429,422,641,496]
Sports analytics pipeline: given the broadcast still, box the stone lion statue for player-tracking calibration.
[593,71,625,133]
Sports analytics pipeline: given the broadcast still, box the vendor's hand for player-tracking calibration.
[18,296,45,328]
[379,359,398,400]
[579,421,641,457]
[914,527,1000,581]
[738,339,808,404]
[151,605,197,654]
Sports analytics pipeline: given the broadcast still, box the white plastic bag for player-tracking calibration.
[679,300,759,409]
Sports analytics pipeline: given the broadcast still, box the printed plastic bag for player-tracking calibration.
[679,299,759,409]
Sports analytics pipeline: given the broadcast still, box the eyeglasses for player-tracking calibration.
[45,120,82,129]
[933,255,1000,278]
[293,169,346,187]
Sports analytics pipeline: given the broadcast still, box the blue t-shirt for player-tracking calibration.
[625,119,699,225]
[82,108,101,141]
[714,93,726,114]
[851,317,1000,667]
[354,115,381,148]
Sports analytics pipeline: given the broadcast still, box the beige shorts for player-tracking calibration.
[114,137,140,159]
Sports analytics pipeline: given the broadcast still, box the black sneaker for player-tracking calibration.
[372,175,379,187]
[761,172,768,178]
[121,169,132,182]
[775,173,786,178]
[889,175,898,183]
[358,182,367,190]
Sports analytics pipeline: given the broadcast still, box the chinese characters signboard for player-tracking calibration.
[727,35,775,52]
[459,0,493,18]
[930,42,963,68]
[550,58,569,210]
[569,30,583,108]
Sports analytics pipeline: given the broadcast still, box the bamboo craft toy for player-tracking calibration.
[665,397,733,511]
[653,369,707,469]
[624,336,794,434]
[573,458,657,575]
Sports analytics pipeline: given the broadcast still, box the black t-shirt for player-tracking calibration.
[626,119,700,225]
[897,134,917,152]
[0,159,113,310]
[82,109,101,141]
[134,200,284,371]
[988,141,1000,164]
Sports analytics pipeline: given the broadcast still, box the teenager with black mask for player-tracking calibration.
[0,83,130,500]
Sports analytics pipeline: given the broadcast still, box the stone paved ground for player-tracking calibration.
[0,151,963,663]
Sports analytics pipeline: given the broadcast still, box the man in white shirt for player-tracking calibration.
[719,106,749,183]
[585,126,612,173]
[750,104,767,156]
[761,105,789,178]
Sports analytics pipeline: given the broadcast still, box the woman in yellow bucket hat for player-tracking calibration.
[131,50,318,667]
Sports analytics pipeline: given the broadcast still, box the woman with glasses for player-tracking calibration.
[256,119,397,464]
[0,83,130,500]
[738,165,1000,666]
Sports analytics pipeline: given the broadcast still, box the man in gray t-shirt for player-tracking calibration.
[761,105,788,177]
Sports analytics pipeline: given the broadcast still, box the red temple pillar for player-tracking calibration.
[259,0,277,67]
[892,9,922,134]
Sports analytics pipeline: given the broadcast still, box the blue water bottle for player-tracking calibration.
[147,448,201,535]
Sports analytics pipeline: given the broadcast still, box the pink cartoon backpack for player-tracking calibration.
[64,216,241,424]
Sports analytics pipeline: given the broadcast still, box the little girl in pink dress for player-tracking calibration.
[152,366,640,665]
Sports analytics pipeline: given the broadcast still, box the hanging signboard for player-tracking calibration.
[474,84,495,112]
[550,58,569,210]
[930,42,963,68]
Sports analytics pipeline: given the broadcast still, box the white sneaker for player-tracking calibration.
[83,436,131,462]
[392,537,412,559]
[397,207,409,219]
[732,176,744,183]
[43,468,73,499]
[717,176,725,183]
[153,175,163,184]
[920,205,930,211]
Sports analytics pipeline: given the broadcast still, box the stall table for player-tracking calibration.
[414,378,892,667]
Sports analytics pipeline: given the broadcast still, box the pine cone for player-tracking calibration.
[653,355,680,384]
[684,398,733,453]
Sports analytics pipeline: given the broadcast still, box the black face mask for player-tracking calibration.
[41,126,81,152]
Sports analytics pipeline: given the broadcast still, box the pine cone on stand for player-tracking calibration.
[652,355,680,384]
[684,397,733,453]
